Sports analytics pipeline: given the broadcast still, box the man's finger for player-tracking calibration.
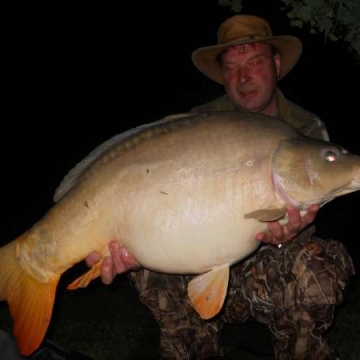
[109,241,128,274]
[302,204,319,224]
[267,221,283,240]
[119,247,139,270]
[85,251,101,267]
[101,256,114,285]
[287,208,302,231]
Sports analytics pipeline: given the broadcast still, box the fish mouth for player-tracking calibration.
[349,165,360,188]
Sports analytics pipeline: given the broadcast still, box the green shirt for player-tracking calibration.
[191,89,329,141]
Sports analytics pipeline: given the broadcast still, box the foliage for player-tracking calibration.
[218,0,360,58]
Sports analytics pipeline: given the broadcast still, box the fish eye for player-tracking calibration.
[324,150,338,163]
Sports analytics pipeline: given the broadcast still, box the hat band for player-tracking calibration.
[220,34,270,45]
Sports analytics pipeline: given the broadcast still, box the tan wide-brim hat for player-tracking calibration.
[192,15,302,84]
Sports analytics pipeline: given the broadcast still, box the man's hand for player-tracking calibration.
[255,204,319,245]
[85,240,139,285]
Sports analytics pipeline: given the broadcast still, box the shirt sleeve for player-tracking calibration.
[301,116,330,142]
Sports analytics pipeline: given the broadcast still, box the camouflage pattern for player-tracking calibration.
[129,92,355,359]
[131,234,354,360]
[223,233,355,360]
[131,272,222,359]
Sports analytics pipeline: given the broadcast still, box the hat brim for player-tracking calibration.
[191,35,302,84]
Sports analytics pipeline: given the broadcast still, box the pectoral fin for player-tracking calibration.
[67,260,103,290]
[244,207,287,221]
[187,265,229,319]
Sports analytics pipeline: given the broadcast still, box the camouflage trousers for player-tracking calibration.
[131,236,355,360]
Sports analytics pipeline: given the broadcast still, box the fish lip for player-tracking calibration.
[351,162,360,185]
[350,177,360,187]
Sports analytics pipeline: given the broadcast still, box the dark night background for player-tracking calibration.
[1,0,359,259]
[0,0,360,358]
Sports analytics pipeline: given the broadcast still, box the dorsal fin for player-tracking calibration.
[53,113,193,202]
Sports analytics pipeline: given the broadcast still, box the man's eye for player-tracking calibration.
[222,64,236,71]
[249,59,262,67]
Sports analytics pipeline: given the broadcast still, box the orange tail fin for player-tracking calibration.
[0,240,59,356]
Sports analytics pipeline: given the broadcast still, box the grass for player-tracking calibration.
[1,265,360,360]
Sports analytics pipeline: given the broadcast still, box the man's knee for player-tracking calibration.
[290,237,355,306]
[240,236,355,307]
[270,305,339,360]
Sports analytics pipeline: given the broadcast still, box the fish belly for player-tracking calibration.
[119,176,268,274]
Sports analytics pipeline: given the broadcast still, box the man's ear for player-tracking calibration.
[274,53,282,78]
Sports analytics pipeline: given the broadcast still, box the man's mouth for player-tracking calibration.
[239,90,256,99]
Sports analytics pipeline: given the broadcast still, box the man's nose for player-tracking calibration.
[238,68,250,83]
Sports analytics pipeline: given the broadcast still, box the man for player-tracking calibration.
[86,15,355,359]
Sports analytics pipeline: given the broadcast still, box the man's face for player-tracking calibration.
[220,43,281,116]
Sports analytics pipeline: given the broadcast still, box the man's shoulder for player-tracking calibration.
[287,100,329,141]
[190,92,329,141]
[288,100,320,124]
